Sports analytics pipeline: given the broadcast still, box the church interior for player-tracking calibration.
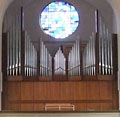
[1,0,119,113]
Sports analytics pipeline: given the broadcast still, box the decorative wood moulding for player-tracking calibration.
[7,76,23,81]
[7,75,115,82]
[39,77,52,81]
[83,76,97,81]
[69,76,82,81]
[9,100,113,104]
[98,75,115,81]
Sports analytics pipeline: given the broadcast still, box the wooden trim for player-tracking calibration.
[21,7,24,31]
[22,76,38,81]
[2,33,7,79]
[6,75,116,81]
[53,75,67,81]
[21,7,25,76]
[37,39,40,77]
[8,100,113,104]
[95,10,99,77]
[98,75,115,81]
[112,81,119,109]
[7,76,23,81]
[95,33,99,76]
[39,77,52,81]
[69,76,82,81]
[52,57,54,80]
[65,56,68,80]
[83,76,97,81]
[80,45,83,79]
[112,34,118,77]
[21,31,25,76]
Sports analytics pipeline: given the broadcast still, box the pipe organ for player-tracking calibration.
[83,32,96,76]
[3,8,117,80]
[7,12,21,76]
[54,47,66,75]
[25,32,37,76]
[2,7,118,112]
[40,41,52,77]
[68,39,80,77]
[98,16,113,75]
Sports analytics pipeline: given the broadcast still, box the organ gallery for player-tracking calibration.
[1,0,118,112]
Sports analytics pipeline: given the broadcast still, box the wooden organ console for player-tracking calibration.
[2,8,118,112]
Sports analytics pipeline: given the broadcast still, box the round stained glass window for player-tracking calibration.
[40,1,79,39]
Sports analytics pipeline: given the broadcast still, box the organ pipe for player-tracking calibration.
[24,32,37,76]
[40,40,52,77]
[68,38,80,77]
[7,11,22,76]
[99,16,113,75]
[83,32,96,76]
[54,47,66,75]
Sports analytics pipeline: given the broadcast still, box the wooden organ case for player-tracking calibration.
[2,8,119,112]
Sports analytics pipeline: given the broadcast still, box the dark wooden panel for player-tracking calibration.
[34,103,45,111]
[52,82,60,100]
[68,82,75,100]
[100,103,113,111]
[69,76,81,81]
[21,104,34,111]
[112,81,119,109]
[8,76,23,81]
[21,82,34,101]
[98,75,115,81]
[86,81,100,100]
[74,103,86,111]
[2,80,119,111]
[8,82,21,101]
[74,82,87,100]
[46,82,60,100]
[54,75,66,81]
[34,82,47,100]
[45,82,52,100]
[2,82,8,110]
[2,33,7,78]
[60,82,71,100]
[100,81,112,100]
[8,103,21,111]
[87,103,100,111]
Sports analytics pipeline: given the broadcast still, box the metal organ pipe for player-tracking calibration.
[83,32,96,76]
[54,47,66,75]
[40,41,52,77]
[24,32,37,77]
[5,8,115,79]
[7,12,22,76]
[98,16,113,75]
[68,38,80,77]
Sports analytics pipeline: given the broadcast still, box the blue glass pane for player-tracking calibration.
[40,1,79,39]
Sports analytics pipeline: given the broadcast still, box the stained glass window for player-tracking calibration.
[40,1,79,39]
